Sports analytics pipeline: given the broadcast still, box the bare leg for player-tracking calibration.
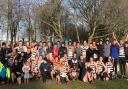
[27,78,29,84]
[24,78,26,84]
[83,73,88,82]
[56,75,61,84]
[87,72,92,82]
[93,73,97,80]
[66,76,70,84]
[11,73,15,83]
[17,77,21,85]
[51,70,55,79]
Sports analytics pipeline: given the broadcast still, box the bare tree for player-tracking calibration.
[69,0,80,42]
[34,0,68,39]
[8,0,13,46]
[101,0,128,40]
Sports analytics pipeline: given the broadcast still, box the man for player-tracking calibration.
[75,42,82,59]
[11,59,22,85]
[86,44,94,62]
[92,41,98,61]
[81,41,88,60]
[125,42,128,66]
[118,39,126,79]
[97,39,104,57]
[67,42,74,65]
[40,59,51,82]
[15,41,27,62]
[71,53,79,68]
[57,41,62,49]
[46,41,53,54]
[59,43,67,57]
[38,42,46,59]
[0,42,7,64]
[103,38,111,63]
[110,39,119,76]
[78,55,85,81]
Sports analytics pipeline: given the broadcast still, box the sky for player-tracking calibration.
[0,0,47,41]
[0,0,72,41]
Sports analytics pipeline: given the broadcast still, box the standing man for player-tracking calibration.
[75,42,82,59]
[118,39,126,79]
[67,41,74,65]
[110,32,119,77]
[86,44,94,62]
[0,42,7,64]
[97,39,104,58]
[103,38,111,63]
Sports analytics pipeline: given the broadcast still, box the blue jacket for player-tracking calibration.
[110,44,119,60]
[0,66,6,78]
[38,48,46,58]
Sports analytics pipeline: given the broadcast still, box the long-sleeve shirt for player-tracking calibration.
[103,43,110,57]
[110,44,119,59]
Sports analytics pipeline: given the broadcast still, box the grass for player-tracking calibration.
[0,79,128,89]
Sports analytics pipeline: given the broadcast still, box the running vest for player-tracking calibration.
[38,48,46,58]
[71,59,78,67]
[31,51,38,60]
[8,54,14,66]
[81,46,88,58]
[89,63,96,73]
[119,46,125,58]
[17,47,24,54]
[97,63,104,73]
[106,62,114,74]
[72,59,78,64]
[67,47,74,60]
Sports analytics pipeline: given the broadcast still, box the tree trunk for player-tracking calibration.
[14,26,17,43]
[88,26,97,44]
[10,29,13,47]
[88,36,93,44]
[8,0,13,47]
[75,24,80,43]
[6,29,9,43]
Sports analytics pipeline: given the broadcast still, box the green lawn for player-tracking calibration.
[0,79,128,89]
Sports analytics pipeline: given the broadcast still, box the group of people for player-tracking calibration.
[0,33,128,85]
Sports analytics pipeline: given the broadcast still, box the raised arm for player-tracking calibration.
[112,32,120,45]
[125,33,128,42]
[113,32,116,39]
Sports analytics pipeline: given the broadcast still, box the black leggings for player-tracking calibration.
[41,71,46,82]
[113,59,118,75]
[119,57,126,76]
